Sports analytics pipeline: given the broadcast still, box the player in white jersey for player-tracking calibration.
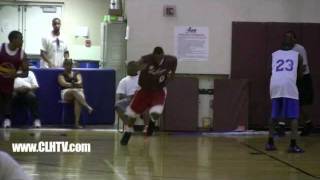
[266,37,304,153]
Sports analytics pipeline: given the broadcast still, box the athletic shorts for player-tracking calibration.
[297,74,313,105]
[61,88,84,100]
[126,88,167,117]
[271,97,299,119]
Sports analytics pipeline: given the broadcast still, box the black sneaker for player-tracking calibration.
[275,124,286,137]
[146,120,155,136]
[300,123,312,136]
[265,143,277,151]
[288,145,304,153]
[120,132,132,145]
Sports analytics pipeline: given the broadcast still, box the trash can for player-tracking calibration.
[29,59,40,68]
[74,60,100,68]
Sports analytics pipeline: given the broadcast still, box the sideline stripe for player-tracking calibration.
[242,142,320,179]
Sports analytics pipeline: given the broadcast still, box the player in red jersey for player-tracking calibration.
[121,47,177,145]
[0,31,28,128]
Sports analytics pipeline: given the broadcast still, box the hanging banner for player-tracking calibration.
[175,26,209,61]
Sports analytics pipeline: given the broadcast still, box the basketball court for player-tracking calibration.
[1,128,319,179]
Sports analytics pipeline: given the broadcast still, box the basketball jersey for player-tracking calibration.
[0,43,23,94]
[139,54,177,90]
[270,50,299,99]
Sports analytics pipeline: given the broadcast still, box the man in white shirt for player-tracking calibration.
[116,61,149,138]
[40,17,69,68]
[12,63,41,128]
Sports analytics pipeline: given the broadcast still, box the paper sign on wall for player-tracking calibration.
[74,26,89,37]
[175,26,209,61]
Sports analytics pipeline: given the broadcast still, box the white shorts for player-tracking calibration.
[61,88,85,100]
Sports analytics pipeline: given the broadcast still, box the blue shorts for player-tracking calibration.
[271,98,299,119]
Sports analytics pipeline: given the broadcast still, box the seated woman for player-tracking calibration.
[58,59,93,128]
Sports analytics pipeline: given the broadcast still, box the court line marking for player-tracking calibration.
[241,142,320,179]
[0,128,118,132]
[104,159,196,180]
[104,160,127,180]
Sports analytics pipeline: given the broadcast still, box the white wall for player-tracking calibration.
[126,0,320,74]
[63,0,108,61]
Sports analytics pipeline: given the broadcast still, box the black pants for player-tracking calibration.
[0,92,12,119]
[297,74,314,106]
[12,91,39,120]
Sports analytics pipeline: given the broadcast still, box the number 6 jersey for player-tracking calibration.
[139,54,177,90]
[270,50,299,99]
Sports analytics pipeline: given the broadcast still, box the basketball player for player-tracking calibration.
[266,35,304,153]
[0,31,28,128]
[120,47,177,145]
[276,31,314,136]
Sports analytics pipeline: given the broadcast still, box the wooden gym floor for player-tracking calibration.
[0,129,319,180]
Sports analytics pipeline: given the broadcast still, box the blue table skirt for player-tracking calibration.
[13,68,115,125]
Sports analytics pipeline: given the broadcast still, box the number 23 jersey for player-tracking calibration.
[270,50,299,99]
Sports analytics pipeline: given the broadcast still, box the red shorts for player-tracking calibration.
[126,88,167,116]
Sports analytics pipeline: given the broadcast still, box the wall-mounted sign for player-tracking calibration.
[175,26,209,61]
[85,39,91,47]
[163,5,176,17]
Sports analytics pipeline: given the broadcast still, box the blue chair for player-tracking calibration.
[59,100,85,127]
[59,100,72,126]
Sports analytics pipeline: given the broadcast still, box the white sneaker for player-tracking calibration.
[143,125,148,133]
[33,131,41,140]
[124,126,134,133]
[34,119,41,128]
[3,129,10,141]
[3,119,11,128]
